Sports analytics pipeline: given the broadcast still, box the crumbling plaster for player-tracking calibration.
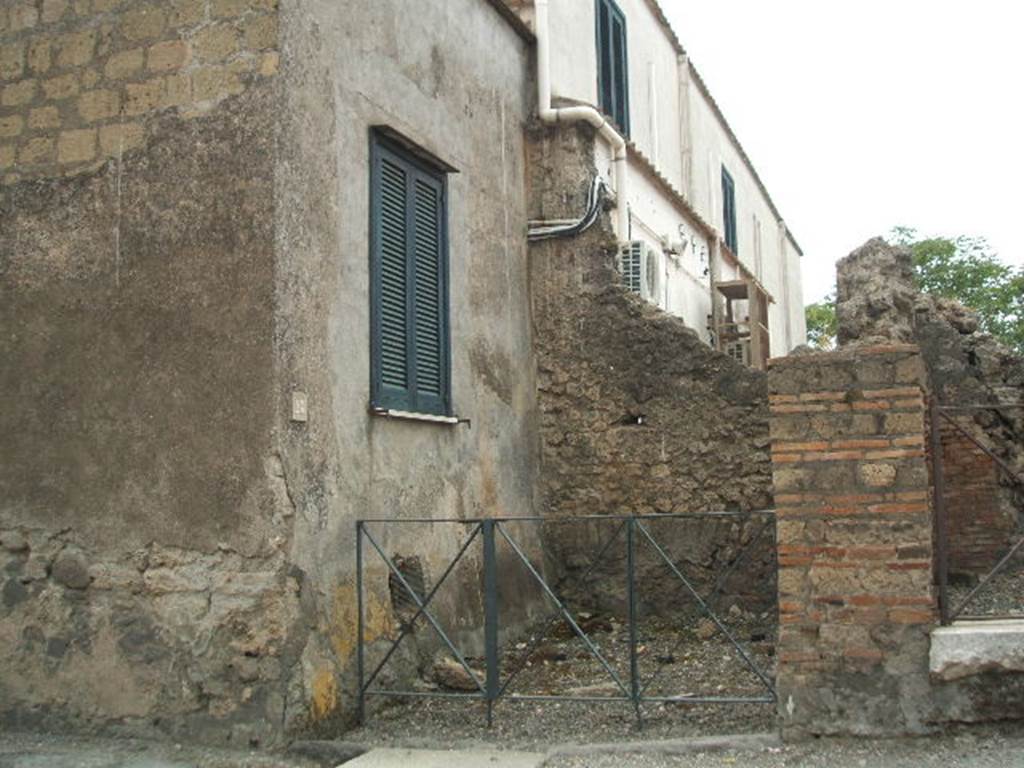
[1,0,544,744]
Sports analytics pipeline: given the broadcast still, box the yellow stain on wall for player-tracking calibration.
[310,667,337,721]
[330,580,394,668]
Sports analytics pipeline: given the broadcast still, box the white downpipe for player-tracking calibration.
[535,0,629,241]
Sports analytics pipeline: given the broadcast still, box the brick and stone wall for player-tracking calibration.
[1,0,278,184]
[939,420,1018,578]
[769,344,938,735]
[528,124,775,614]
[836,238,1023,583]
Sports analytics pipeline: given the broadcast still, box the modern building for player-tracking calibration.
[510,0,806,367]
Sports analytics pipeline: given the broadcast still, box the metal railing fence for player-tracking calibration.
[355,512,777,728]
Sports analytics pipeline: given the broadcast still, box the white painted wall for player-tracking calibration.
[528,0,806,353]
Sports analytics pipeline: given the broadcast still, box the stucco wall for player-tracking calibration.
[273,0,543,731]
[1,48,295,759]
[1,0,541,744]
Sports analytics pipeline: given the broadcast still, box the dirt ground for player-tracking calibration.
[350,612,777,750]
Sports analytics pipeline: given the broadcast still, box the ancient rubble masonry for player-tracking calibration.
[526,122,776,615]
[769,344,938,736]
[0,0,279,183]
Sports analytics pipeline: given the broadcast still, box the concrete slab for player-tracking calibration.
[930,619,1024,681]
[341,748,545,768]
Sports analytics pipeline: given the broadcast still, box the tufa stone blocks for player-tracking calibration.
[0,0,280,178]
[769,345,937,737]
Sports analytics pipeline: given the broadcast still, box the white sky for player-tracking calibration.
[662,0,1024,304]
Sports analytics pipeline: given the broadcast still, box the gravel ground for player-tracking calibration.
[350,613,777,750]
[543,724,1024,768]
[949,557,1024,617]
[0,732,319,768]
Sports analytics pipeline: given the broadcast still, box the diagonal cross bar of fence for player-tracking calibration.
[495,519,628,702]
[634,520,777,701]
[931,401,1024,625]
[637,513,776,701]
[356,512,778,728]
[357,522,486,714]
[496,521,632,701]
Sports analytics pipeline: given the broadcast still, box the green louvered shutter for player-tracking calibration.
[378,156,410,398]
[721,166,738,255]
[595,0,629,137]
[371,134,451,416]
[411,174,447,413]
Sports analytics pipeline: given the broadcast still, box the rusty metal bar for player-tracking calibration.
[930,399,952,625]
[948,535,1024,623]
[938,410,1024,486]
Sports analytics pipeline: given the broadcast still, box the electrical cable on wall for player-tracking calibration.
[527,175,608,242]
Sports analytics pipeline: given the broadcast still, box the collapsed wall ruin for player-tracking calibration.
[527,123,776,615]
[836,239,1024,579]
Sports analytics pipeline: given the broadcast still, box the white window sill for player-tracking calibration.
[369,407,467,426]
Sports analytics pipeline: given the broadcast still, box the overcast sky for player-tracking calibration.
[662,0,1024,304]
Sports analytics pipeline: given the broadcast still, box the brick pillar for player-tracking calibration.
[768,345,937,736]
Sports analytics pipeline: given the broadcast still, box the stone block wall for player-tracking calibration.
[0,0,278,184]
[0,0,297,745]
[769,344,938,735]
[939,419,1018,578]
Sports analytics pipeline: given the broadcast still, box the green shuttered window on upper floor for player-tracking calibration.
[596,0,629,137]
[721,166,738,255]
[370,132,451,416]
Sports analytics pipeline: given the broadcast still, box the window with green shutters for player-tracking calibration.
[595,0,629,137]
[370,132,451,416]
[721,166,738,255]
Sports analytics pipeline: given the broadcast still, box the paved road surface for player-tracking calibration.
[2,725,1023,768]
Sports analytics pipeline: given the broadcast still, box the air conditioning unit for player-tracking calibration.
[619,241,661,304]
[725,339,751,366]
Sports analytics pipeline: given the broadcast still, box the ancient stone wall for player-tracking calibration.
[3,0,542,743]
[836,238,1023,580]
[0,0,279,184]
[770,342,1024,735]
[770,345,937,735]
[528,124,775,614]
[0,69,300,743]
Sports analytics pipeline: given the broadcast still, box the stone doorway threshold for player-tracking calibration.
[930,619,1024,681]
[343,748,544,767]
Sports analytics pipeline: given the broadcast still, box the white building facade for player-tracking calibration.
[511,0,807,363]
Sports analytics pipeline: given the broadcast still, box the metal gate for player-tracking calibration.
[355,512,777,727]
[929,400,1024,624]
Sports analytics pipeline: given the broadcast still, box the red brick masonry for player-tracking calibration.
[938,419,1017,577]
[768,344,937,735]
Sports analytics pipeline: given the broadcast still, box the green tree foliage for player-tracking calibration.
[805,294,837,350]
[890,228,1024,355]
[804,231,1023,355]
